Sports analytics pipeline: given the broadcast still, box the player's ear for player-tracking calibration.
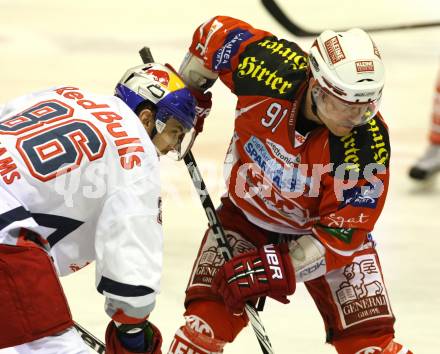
[138,108,155,132]
[308,76,317,88]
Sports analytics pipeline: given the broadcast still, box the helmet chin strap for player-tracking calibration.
[311,90,318,117]
[149,119,167,141]
[150,120,170,156]
[150,126,158,140]
[310,87,323,124]
[149,128,163,156]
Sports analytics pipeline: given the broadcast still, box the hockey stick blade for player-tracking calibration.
[183,151,274,354]
[74,322,105,353]
[261,0,440,36]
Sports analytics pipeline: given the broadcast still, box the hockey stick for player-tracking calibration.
[138,46,274,354]
[74,322,105,353]
[183,151,274,354]
[261,0,440,37]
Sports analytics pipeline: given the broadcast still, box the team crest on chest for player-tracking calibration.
[294,131,310,147]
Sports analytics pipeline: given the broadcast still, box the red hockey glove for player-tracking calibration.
[105,320,162,354]
[212,243,296,314]
[190,89,212,135]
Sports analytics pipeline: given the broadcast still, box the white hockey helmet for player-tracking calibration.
[309,28,384,103]
[308,28,385,127]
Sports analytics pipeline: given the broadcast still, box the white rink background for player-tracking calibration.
[1,0,439,353]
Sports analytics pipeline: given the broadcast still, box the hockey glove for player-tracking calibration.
[212,243,296,314]
[190,89,212,135]
[105,320,162,354]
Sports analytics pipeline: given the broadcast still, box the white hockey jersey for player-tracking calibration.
[0,86,162,316]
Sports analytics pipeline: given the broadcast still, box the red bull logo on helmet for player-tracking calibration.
[145,66,186,93]
[145,69,170,86]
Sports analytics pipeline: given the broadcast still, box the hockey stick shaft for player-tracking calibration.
[262,0,440,37]
[74,322,105,353]
[138,45,274,354]
[183,151,274,354]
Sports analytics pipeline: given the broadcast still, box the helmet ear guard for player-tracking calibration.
[155,120,166,134]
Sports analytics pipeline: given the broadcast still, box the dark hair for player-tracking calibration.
[135,100,157,116]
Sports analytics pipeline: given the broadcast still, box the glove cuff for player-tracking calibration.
[278,243,296,294]
[261,243,296,296]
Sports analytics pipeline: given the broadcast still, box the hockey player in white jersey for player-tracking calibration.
[0,63,197,353]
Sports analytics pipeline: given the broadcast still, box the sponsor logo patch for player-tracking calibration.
[213,29,253,71]
[339,182,381,209]
[185,315,214,337]
[294,131,309,147]
[355,60,375,73]
[298,258,326,282]
[329,117,390,178]
[233,36,308,99]
[317,225,354,243]
[145,68,170,85]
[236,56,294,95]
[324,36,346,64]
[244,136,312,192]
[191,231,254,287]
[257,37,308,70]
[328,255,392,328]
[266,138,300,165]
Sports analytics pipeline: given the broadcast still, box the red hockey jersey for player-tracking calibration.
[188,16,390,270]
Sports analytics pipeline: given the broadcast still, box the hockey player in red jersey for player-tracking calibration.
[409,64,440,180]
[167,16,412,354]
[0,63,198,353]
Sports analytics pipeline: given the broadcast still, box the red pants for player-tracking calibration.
[179,198,396,353]
[0,243,73,348]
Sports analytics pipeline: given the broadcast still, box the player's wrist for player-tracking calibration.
[116,321,157,353]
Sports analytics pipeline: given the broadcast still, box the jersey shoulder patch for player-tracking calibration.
[329,117,390,178]
[232,36,308,99]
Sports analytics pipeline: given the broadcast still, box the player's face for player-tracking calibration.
[317,103,360,137]
[152,117,187,155]
[312,84,379,137]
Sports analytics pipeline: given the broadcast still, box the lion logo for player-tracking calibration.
[337,261,383,304]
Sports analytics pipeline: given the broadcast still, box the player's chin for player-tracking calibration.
[161,148,174,155]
